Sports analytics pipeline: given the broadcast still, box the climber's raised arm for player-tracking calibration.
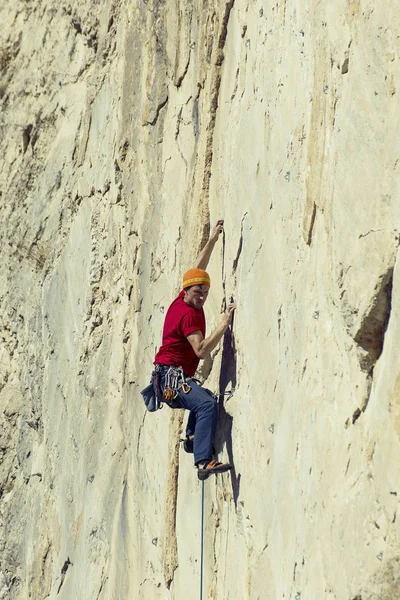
[194,220,224,270]
[187,303,236,359]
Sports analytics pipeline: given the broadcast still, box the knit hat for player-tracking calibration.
[182,268,211,289]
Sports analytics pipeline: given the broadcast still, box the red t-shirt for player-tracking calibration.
[154,290,206,377]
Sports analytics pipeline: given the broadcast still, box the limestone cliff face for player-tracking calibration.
[1,0,399,598]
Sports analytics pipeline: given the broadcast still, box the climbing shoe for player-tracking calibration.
[197,460,232,481]
[180,437,216,455]
[180,436,194,453]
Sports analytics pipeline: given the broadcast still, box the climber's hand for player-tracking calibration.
[223,302,236,327]
[210,220,224,242]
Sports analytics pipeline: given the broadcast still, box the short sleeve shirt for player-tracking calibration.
[154,291,206,377]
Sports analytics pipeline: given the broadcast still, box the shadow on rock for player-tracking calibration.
[215,324,240,506]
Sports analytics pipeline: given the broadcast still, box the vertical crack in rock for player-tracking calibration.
[175,55,191,88]
[40,541,52,595]
[232,232,243,273]
[205,0,234,164]
[143,95,169,127]
[281,0,287,26]
[175,41,191,89]
[173,1,193,87]
[141,1,169,129]
[22,124,33,153]
[175,106,183,141]
[189,0,234,240]
[75,109,92,167]
[162,410,184,589]
[304,201,317,246]
[230,66,239,100]
[277,305,282,341]
[232,213,248,274]
[175,106,188,167]
[136,412,146,455]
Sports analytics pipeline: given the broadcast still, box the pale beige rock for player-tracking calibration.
[0,0,399,599]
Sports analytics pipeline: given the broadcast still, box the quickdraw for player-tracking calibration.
[162,387,176,401]
[162,365,192,401]
[181,382,191,394]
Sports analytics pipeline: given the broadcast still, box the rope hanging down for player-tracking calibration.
[199,220,234,599]
[200,480,205,600]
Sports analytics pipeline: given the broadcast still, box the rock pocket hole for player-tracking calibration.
[354,267,394,373]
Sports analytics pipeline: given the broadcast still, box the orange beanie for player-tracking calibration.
[182,268,211,289]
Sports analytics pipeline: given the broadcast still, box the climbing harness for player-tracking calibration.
[141,365,194,412]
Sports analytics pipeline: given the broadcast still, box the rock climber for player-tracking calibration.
[153,220,236,480]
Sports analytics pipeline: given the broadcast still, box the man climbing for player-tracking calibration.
[153,220,236,480]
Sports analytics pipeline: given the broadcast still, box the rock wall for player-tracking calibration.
[0,0,399,598]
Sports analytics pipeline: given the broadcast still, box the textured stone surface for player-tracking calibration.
[0,0,399,598]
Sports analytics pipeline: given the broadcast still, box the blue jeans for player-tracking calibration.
[154,365,218,465]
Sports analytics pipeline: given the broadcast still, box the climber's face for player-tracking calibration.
[184,285,209,309]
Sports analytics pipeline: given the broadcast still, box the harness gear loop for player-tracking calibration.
[160,365,192,400]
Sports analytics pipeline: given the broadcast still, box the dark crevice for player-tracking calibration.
[232,213,248,273]
[231,67,239,100]
[72,19,82,34]
[173,7,192,88]
[359,373,373,414]
[277,306,282,341]
[232,234,243,273]
[341,56,349,74]
[351,268,393,423]
[57,558,72,594]
[144,95,169,126]
[352,408,361,424]
[175,106,183,140]
[195,0,234,209]
[217,0,235,56]
[354,267,393,372]
[219,325,236,395]
[305,202,317,246]
[175,51,191,88]
[22,125,33,153]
